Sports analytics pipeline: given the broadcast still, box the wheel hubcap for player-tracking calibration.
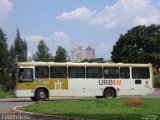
[107,92,112,98]
[39,92,45,99]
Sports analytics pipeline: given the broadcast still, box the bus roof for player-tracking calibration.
[16,62,152,67]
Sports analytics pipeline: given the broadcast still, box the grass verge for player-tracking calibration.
[0,89,13,98]
[22,98,160,120]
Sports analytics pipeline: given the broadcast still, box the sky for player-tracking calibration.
[0,0,160,60]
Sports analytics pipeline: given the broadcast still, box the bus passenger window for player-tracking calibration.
[103,67,119,79]
[35,66,49,78]
[68,67,85,78]
[18,68,33,82]
[132,67,150,79]
[86,67,102,78]
[120,67,130,79]
[50,66,67,78]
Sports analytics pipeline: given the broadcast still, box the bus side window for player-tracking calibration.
[103,67,119,79]
[86,67,102,78]
[18,68,33,82]
[35,66,49,78]
[68,67,85,78]
[120,67,130,79]
[50,66,67,78]
[132,67,150,79]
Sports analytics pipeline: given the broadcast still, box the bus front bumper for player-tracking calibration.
[14,89,34,97]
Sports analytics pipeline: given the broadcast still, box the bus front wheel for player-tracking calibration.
[104,88,116,98]
[35,89,48,101]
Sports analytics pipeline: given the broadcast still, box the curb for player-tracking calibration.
[0,98,31,102]
[0,96,95,102]
[12,105,82,120]
[13,105,33,115]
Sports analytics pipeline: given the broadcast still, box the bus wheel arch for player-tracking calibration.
[103,87,117,98]
[34,87,49,101]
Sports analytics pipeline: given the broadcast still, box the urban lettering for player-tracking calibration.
[99,80,121,85]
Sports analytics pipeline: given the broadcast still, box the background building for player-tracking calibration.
[71,47,85,62]
[85,46,95,60]
[71,49,78,62]
[71,46,95,62]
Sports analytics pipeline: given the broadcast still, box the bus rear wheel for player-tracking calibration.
[104,88,116,98]
[35,89,48,101]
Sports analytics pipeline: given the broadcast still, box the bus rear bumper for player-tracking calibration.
[148,88,154,95]
[151,88,154,92]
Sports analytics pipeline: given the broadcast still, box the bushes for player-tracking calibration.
[0,73,13,98]
[154,72,160,88]
[0,89,13,98]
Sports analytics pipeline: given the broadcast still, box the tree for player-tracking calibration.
[111,24,160,67]
[33,39,54,62]
[9,28,28,62]
[0,28,11,90]
[54,46,67,62]
[0,28,8,68]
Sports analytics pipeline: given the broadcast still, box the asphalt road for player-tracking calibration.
[0,101,33,114]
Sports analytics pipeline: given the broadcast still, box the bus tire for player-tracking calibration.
[104,88,116,98]
[35,89,48,101]
[30,97,37,101]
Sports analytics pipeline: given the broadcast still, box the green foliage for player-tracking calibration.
[154,73,160,88]
[111,24,160,67]
[54,46,67,62]
[0,28,8,67]
[1,71,12,91]
[33,39,54,62]
[22,98,160,120]
[0,28,12,91]
[0,89,13,98]
[9,28,28,62]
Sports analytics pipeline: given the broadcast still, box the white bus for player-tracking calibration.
[12,62,154,100]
